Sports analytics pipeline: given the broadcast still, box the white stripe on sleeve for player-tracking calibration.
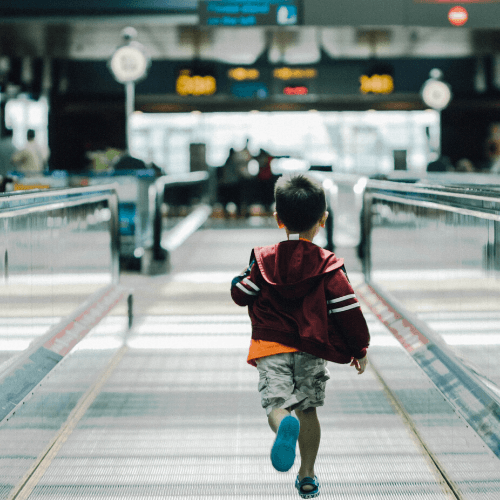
[243,278,260,292]
[329,302,361,314]
[236,282,257,296]
[327,294,357,304]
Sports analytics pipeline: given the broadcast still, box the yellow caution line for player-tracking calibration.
[8,344,129,500]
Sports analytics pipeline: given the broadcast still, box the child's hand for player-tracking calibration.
[350,356,367,375]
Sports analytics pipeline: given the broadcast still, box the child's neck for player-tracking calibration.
[286,229,315,242]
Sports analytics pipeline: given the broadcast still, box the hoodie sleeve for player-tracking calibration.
[326,267,370,359]
[231,258,262,307]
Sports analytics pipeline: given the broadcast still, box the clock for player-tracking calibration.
[421,79,452,110]
[109,42,150,84]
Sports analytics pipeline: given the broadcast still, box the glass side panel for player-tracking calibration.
[369,197,500,388]
[0,199,114,367]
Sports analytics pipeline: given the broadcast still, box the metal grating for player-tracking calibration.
[0,317,129,500]
[5,226,500,499]
[25,338,453,499]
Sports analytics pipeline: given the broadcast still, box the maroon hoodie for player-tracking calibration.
[231,239,370,364]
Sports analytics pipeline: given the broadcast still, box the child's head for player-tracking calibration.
[274,174,327,233]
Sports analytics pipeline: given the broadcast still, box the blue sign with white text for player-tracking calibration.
[199,0,301,26]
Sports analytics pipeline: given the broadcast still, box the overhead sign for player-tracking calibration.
[274,67,317,80]
[176,70,217,96]
[448,6,468,26]
[228,67,260,81]
[231,82,268,98]
[0,0,198,16]
[414,0,491,3]
[199,1,300,26]
[360,74,394,94]
[283,86,308,95]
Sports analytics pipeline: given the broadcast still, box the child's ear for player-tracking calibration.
[274,212,285,229]
[320,211,329,228]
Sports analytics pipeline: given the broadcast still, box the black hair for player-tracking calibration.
[274,174,326,233]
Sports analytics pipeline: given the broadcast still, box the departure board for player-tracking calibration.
[0,0,198,16]
[199,1,301,26]
[304,0,500,27]
[414,0,500,3]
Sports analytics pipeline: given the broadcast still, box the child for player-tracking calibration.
[231,174,370,499]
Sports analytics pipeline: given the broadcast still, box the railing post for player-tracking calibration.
[109,189,121,285]
[153,181,164,261]
[360,188,372,282]
[127,293,134,329]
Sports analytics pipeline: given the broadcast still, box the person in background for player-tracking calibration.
[0,128,16,178]
[11,129,49,175]
[231,174,370,498]
[426,155,453,172]
[233,138,253,216]
[455,158,475,173]
[219,142,252,217]
[218,148,241,217]
[254,148,276,213]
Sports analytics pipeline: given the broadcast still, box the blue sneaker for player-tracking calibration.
[270,415,300,472]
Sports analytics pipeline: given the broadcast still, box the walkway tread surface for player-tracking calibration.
[2,222,499,499]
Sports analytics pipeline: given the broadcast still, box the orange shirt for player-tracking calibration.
[247,339,300,367]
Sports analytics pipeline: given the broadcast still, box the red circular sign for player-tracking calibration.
[448,6,468,26]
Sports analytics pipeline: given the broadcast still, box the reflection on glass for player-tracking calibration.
[1,200,114,368]
[370,198,500,388]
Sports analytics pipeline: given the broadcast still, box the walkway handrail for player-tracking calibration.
[1,184,121,281]
[361,178,500,458]
[154,170,209,193]
[0,185,132,424]
[0,183,121,205]
[361,179,500,280]
[365,178,500,211]
[310,172,368,250]
[150,171,210,262]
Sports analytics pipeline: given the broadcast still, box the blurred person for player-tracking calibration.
[234,138,253,215]
[455,158,475,173]
[231,174,370,499]
[491,162,500,174]
[254,148,276,213]
[219,144,252,217]
[86,147,122,172]
[426,155,453,172]
[11,129,49,175]
[0,128,16,177]
[236,137,252,171]
[218,148,240,216]
[491,156,500,174]
[486,122,500,173]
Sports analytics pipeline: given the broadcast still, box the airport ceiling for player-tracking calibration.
[1,17,500,62]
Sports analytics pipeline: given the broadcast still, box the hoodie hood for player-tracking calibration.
[254,240,344,299]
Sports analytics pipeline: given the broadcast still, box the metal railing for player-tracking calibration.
[149,171,210,270]
[361,179,500,279]
[310,172,368,253]
[66,170,210,274]
[360,179,500,457]
[0,185,132,424]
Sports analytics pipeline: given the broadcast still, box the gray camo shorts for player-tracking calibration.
[256,351,331,416]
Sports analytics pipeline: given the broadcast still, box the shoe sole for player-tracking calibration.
[299,492,320,499]
[271,416,300,472]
